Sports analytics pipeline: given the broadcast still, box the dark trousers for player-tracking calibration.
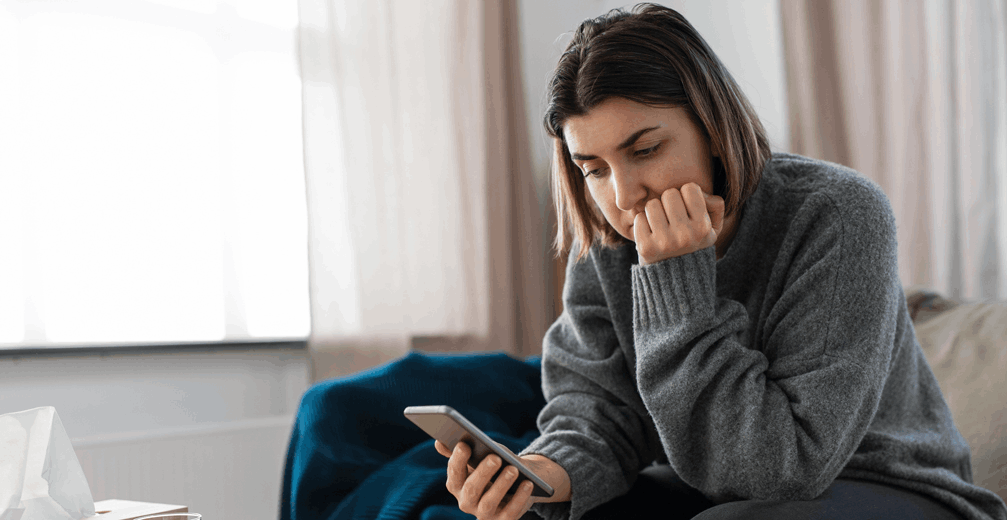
[580,465,964,520]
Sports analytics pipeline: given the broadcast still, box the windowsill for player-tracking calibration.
[0,338,308,358]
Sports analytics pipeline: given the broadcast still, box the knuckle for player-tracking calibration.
[461,481,478,502]
[455,490,471,510]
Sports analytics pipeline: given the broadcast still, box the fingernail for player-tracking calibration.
[506,466,518,477]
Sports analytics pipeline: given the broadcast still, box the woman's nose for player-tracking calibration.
[613,167,648,212]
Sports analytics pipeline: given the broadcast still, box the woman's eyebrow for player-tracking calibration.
[570,126,662,161]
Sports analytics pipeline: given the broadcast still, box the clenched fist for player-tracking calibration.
[634,182,725,265]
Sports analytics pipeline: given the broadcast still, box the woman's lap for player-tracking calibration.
[580,465,963,520]
[580,465,713,520]
[695,478,963,520]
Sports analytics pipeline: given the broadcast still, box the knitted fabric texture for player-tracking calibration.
[521,153,1007,520]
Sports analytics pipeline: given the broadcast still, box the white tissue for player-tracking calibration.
[1,407,96,520]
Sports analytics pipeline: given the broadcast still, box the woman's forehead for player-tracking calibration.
[563,99,691,154]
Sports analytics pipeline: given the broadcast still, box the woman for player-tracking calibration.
[436,4,1007,520]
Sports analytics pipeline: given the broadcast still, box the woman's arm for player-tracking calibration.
[632,182,900,502]
[519,247,665,520]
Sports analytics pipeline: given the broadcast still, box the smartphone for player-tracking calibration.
[403,405,554,498]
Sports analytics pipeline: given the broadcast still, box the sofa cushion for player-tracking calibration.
[908,287,1007,505]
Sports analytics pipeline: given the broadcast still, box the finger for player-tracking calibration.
[435,440,452,458]
[502,479,535,518]
[704,192,726,235]
[644,197,669,234]
[446,442,472,495]
[460,454,502,512]
[478,465,520,518]
[632,211,651,242]
[661,187,689,225]
[679,183,707,222]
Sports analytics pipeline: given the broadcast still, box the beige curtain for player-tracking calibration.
[297,0,551,380]
[781,0,1007,301]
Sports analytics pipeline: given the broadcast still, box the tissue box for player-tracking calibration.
[1,406,97,520]
[88,499,187,520]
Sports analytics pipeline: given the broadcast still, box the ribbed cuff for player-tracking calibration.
[519,433,626,520]
[631,246,717,332]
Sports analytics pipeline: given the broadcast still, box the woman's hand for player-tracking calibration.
[634,182,725,265]
[435,440,571,520]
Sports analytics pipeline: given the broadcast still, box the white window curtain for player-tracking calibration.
[298,0,551,379]
[781,0,1007,301]
[0,0,309,348]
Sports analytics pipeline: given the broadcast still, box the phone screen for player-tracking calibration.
[403,405,554,498]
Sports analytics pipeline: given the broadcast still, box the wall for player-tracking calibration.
[0,345,310,520]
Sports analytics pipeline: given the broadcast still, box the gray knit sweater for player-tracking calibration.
[520,153,1007,520]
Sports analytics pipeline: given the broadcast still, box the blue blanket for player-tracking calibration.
[280,351,545,520]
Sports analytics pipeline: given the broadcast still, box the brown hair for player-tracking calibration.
[547,3,772,260]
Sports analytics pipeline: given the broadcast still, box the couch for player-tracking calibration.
[906,286,1007,505]
[281,286,1007,519]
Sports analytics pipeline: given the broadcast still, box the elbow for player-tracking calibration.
[701,466,834,504]
[724,459,832,501]
[777,481,828,501]
[751,474,831,502]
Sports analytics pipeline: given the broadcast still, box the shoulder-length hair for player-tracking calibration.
[547,3,772,260]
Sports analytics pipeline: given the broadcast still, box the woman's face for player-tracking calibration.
[563,97,716,243]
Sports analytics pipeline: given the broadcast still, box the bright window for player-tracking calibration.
[0,0,309,348]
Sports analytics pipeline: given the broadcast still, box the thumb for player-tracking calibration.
[496,442,517,458]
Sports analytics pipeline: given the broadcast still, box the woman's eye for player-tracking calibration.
[584,167,604,178]
[634,143,661,157]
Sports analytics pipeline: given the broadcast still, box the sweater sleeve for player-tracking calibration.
[632,186,900,503]
[519,248,663,520]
